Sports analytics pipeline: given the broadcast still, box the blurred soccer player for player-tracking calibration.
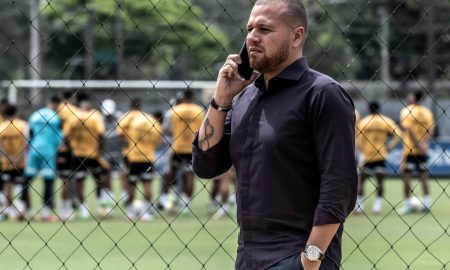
[116,98,144,202]
[355,101,401,214]
[209,167,236,220]
[157,99,178,211]
[399,91,435,214]
[124,110,162,221]
[165,90,205,213]
[0,98,9,213]
[64,93,110,219]
[0,105,28,220]
[101,99,124,176]
[96,99,124,218]
[23,96,62,222]
[56,90,79,220]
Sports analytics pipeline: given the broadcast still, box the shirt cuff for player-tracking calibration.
[313,200,348,226]
[192,132,231,179]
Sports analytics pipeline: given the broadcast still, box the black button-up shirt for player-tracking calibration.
[192,58,357,270]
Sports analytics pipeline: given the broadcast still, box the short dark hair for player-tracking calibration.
[414,91,424,103]
[76,91,90,104]
[50,95,61,105]
[183,89,194,99]
[153,111,163,124]
[130,98,141,109]
[4,104,17,117]
[255,0,308,32]
[368,101,380,114]
[62,90,74,100]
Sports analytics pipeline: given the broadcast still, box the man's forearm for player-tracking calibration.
[301,223,341,270]
[307,223,340,253]
[198,106,228,151]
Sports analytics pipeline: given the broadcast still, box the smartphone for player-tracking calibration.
[237,41,253,80]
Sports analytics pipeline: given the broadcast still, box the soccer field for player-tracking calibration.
[0,178,449,269]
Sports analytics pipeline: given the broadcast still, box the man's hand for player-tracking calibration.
[214,54,258,107]
[300,253,321,270]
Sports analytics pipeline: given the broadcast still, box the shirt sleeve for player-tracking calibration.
[192,110,233,179]
[311,83,358,226]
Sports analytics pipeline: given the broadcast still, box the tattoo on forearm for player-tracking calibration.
[199,117,214,149]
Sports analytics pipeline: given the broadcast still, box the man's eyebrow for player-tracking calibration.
[247,21,273,29]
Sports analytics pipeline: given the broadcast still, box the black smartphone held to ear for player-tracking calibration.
[237,41,253,80]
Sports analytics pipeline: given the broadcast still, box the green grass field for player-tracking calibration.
[0,177,449,269]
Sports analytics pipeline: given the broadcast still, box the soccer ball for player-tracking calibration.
[409,196,424,212]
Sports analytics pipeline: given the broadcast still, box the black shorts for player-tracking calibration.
[1,169,26,184]
[404,155,428,172]
[171,153,192,172]
[128,162,154,183]
[72,156,104,180]
[362,160,386,174]
[57,150,73,177]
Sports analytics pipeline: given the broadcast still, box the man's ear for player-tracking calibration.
[293,26,305,48]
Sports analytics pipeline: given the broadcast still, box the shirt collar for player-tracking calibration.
[255,57,309,90]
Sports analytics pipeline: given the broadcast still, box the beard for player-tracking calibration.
[250,38,290,74]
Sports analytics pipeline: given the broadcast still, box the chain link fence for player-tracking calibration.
[0,0,449,269]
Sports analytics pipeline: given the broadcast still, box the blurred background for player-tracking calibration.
[0,0,449,269]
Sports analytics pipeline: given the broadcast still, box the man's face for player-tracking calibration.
[246,2,294,73]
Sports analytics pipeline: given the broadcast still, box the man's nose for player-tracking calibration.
[246,31,260,45]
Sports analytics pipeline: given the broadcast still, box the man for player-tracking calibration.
[116,98,145,202]
[399,91,434,214]
[0,105,28,220]
[0,98,9,213]
[123,110,162,221]
[22,96,63,221]
[56,91,79,220]
[165,90,205,213]
[98,99,124,217]
[208,167,236,220]
[101,99,123,176]
[64,93,110,219]
[355,101,401,214]
[156,98,177,211]
[192,1,357,269]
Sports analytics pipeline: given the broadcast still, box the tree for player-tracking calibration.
[41,0,228,80]
[0,0,30,81]
[304,0,449,82]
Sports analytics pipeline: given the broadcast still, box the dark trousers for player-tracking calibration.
[266,254,338,270]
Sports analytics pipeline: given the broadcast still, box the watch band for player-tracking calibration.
[210,97,232,112]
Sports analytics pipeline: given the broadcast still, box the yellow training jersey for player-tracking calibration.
[116,110,143,156]
[170,103,205,154]
[400,104,434,156]
[126,113,162,163]
[57,102,79,152]
[0,119,28,170]
[357,114,401,163]
[64,109,104,158]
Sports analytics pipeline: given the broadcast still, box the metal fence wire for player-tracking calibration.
[0,0,449,269]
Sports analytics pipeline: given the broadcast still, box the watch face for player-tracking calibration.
[305,246,321,261]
